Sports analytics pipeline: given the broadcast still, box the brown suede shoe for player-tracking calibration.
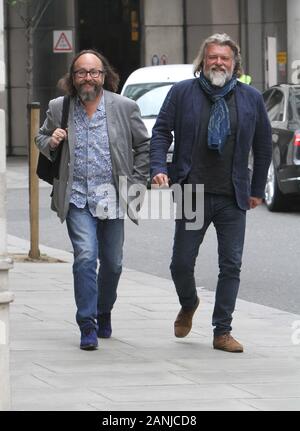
[213,333,243,353]
[174,297,200,338]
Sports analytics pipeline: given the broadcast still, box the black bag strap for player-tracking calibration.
[52,95,70,179]
[61,95,70,129]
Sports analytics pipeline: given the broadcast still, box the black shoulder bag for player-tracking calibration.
[36,95,70,185]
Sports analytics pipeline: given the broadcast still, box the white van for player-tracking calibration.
[121,64,194,163]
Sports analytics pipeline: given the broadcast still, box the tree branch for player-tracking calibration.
[7,0,53,34]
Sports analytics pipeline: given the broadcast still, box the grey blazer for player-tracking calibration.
[36,90,150,223]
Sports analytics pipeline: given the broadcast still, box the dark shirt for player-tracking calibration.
[188,90,237,196]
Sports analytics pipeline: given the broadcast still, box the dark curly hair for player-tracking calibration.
[58,49,120,95]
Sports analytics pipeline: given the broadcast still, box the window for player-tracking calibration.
[123,83,173,118]
[263,89,273,105]
[288,87,300,122]
[265,89,285,122]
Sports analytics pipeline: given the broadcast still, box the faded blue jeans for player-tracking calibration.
[170,193,246,335]
[66,204,124,330]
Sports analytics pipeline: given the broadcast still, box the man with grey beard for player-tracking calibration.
[36,50,149,350]
[150,33,272,352]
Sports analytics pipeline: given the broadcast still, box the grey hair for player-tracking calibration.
[193,33,243,77]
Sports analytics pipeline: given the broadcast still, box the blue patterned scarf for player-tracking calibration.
[199,72,237,153]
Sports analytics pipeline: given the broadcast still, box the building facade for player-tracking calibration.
[4,0,296,155]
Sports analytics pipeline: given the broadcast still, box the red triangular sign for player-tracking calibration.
[54,32,72,51]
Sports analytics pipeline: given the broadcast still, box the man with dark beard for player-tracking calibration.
[36,50,149,350]
[150,34,272,352]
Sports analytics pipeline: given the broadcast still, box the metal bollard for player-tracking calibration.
[28,103,41,260]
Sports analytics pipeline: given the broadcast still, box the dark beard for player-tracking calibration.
[77,83,102,102]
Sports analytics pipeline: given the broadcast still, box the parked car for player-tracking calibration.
[121,64,194,167]
[263,84,300,211]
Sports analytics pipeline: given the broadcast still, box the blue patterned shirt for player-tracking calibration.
[70,95,123,218]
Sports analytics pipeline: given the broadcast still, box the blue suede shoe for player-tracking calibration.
[80,327,98,350]
[97,313,112,338]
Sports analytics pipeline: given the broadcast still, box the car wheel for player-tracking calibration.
[264,161,286,211]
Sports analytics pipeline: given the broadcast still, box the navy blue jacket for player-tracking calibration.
[150,78,272,210]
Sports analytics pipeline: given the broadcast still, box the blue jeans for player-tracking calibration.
[66,204,124,330]
[170,193,246,335]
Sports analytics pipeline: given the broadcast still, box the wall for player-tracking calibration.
[287,0,300,83]
[6,0,76,155]
[241,0,286,91]
[142,0,286,91]
[0,0,14,411]
[143,0,184,66]
[186,0,240,62]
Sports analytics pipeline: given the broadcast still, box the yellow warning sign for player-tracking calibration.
[277,51,287,65]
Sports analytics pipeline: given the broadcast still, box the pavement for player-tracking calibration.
[6,157,300,411]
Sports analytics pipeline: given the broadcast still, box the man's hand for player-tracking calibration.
[249,196,263,209]
[49,128,67,150]
[151,173,169,188]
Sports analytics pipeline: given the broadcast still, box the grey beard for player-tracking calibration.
[205,69,232,87]
[78,85,101,102]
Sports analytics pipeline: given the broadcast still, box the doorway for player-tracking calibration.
[77,0,141,91]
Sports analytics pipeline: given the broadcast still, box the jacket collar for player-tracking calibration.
[103,89,117,148]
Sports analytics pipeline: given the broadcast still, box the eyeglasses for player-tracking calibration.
[73,69,104,78]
